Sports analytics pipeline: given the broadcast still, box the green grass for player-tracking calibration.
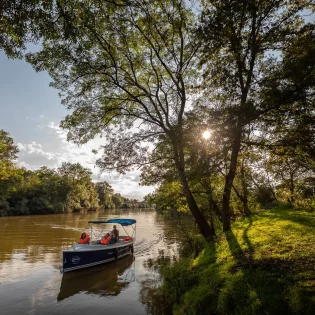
[160,209,315,315]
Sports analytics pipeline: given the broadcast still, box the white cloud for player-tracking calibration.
[40,115,44,118]
[17,141,60,169]
[16,122,155,200]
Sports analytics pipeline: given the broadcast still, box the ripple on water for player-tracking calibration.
[0,210,178,315]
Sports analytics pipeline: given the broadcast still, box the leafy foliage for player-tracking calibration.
[0,0,54,58]
[96,181,115,208]
[2,0,315,237]
[23,0,216,240]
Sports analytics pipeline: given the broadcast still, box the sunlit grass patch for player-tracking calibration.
[161,208,315,314]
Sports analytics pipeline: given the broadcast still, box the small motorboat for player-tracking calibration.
[61,218,136,273]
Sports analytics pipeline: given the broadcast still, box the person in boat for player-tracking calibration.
[109,225,119,244]
[101,233,111,245]
[79,232,90,244]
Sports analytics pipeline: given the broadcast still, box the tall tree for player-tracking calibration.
[266,148,314,205]
[198,0,309,231]
[57,162,99,211]
[0,130,20,199]
[260,23,315,159]
[27,0,215,240]
[112,193,124,209]
[0,130,18,168]
[96,181,114,208]
[246,22,315,206]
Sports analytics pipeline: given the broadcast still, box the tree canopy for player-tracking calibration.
[1,0,315,241]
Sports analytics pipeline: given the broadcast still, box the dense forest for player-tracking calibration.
[1,0,315,313]
[146,137,315,216]
[0,130,143,216]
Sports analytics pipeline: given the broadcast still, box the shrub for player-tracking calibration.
[28,196,52,214]
[12,198,29,215]
[0,200,10,216]
[254,186,276,206]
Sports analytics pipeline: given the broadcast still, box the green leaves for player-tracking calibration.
[0,130,19,162]
[0,0,54,58]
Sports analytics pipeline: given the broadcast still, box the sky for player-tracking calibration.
[0,52,155,200]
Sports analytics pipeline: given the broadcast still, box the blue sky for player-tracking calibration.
[0,52,154,200]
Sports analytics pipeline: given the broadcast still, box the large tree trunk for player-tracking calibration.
[207,186,217,234]
[172,133,215,241]
[240,159,251,216]
[231,158,250,216]
[178,169,215,241]
[203,178,222,222]
[232,184,250,216]
[289,171,295,206]
[209,192,222,222]
[222,128,242,231]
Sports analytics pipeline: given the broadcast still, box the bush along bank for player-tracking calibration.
[159,209,315,314]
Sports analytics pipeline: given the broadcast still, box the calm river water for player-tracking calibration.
[0,209,179,315]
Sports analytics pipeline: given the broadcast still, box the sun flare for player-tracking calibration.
[202,130,211,139]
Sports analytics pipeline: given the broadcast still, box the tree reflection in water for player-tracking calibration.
[57,256,135,301]
[139,251,173,315]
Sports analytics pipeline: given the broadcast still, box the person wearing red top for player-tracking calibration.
[101,233,111,245]
[79,232,90,244]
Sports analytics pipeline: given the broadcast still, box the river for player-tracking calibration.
[0,209,179,315]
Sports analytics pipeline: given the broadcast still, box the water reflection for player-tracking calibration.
[58,256,135,301]
[0,209,183,315]
[139,280,171,315]
[138,253,173,315]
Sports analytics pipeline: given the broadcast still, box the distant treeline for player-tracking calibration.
[0,130,145,216]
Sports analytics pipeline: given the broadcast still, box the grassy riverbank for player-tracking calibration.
[160,209,315,314]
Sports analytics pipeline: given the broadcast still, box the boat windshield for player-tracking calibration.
[87,218,136,241]
[88,219,136,226]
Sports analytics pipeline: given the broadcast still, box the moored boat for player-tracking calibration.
[61,218,136,273]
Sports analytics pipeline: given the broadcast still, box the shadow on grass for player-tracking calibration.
[259,210,315,229]
[226,230,244,260]
[242,215,254,256]
[157,222,315,315]
[226,228,296,270]
[226,216,254,263]
[224,229,315,314]
[226,230,255,270]
[204,241,217,265]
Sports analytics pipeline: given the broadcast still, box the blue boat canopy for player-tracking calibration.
[88,218,136,226]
